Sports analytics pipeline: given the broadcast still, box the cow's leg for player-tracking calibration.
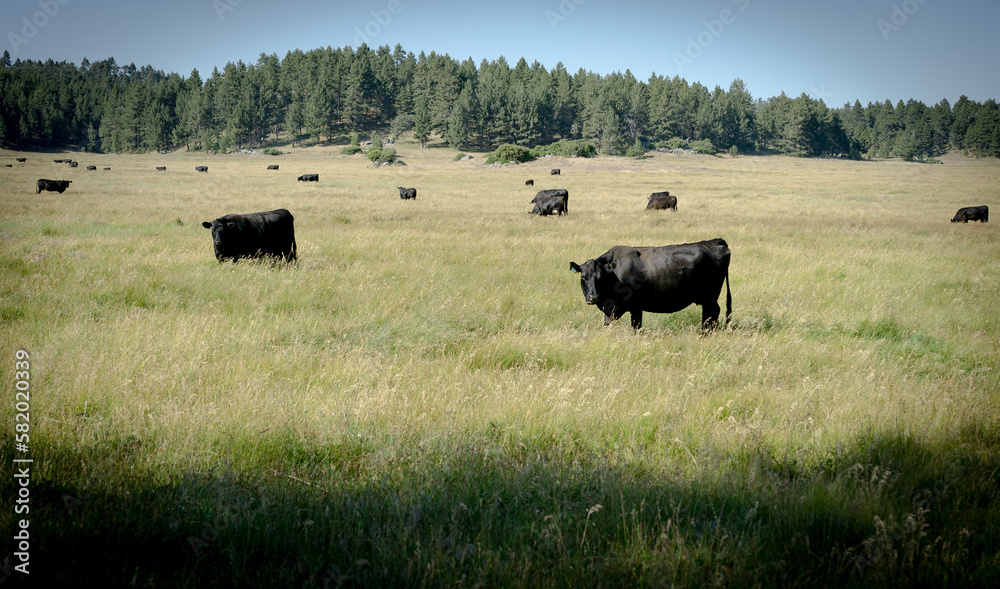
[630,309,643,330]
[701,301,720,330]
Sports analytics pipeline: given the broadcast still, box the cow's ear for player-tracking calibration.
[202,222,212,229]
[569,262,581,273]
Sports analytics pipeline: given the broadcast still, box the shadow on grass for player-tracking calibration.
[4,424,998,588]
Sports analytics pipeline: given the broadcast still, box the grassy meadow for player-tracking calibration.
[1,142,998,587]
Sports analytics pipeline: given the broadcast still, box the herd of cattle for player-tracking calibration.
[13,155,993,329]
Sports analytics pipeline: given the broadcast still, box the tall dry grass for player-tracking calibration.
[1,144,997,586]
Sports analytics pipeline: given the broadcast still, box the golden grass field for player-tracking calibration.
[1,141,998,586]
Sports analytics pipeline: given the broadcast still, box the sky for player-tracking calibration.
[3,0,999,106]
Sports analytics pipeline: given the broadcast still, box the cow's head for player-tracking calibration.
[570,259,617,305]
[202,218,235,259]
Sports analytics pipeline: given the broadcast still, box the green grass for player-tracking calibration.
[1,143,998,587]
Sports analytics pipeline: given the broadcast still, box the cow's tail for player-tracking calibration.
[724,268,732,328]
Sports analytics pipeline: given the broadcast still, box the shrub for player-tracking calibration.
[530,139,597,158]
[486,144,533,164]
[453,153,467,162]
[729,145,738,157]
[262,148,283,156]
[341,145,363,155]
[349,132,360,147]
[689,139,717,155]
[367,146,396,165]
[625,139,645,158]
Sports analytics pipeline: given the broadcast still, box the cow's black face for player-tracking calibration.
[202,219,235,259]
[570,259,616,305]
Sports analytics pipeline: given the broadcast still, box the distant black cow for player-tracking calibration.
[525,179,534,186]
[531,194,567,216]
[531,189,569,214]
[67,162,78,168]
[4,164,11,168]
[551,169,561,175]
[646,192,677,211]
[297,174,318,182]
[16,158,26,163]
[398,186,417,200]
[86,165,97,171]
[103,167,111,171]
[951,205,988,223]
[53,159,64,163]
[267,165,279,170]
[570,238,732,330]
[195,166,208,173]
[156,166,166,171]
[201,209,297,263]
[36,179,72,194]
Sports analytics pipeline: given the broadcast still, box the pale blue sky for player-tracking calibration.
[3,0,998,106]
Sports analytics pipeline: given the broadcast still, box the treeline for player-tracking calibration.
[1,45,998,159]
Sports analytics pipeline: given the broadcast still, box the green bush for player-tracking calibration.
[262,148,283,156]
[453,153,467,162]
[486,144,533,164]
[530,139,597,158]
[349,132,360,147]
[367,146,397,165]
[341,145,363,155]
[729,145,738,157]
[625,139,645,158]
[689,139,717,155]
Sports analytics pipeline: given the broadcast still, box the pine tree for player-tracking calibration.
[413,95,432,147]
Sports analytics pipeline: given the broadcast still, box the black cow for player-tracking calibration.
[646,192,677,211]
[951,206,988,223]
[267,165,279,170]
[4,164,11,168]
[297,173,319,182]
[36,179,72,194]
[570,238,732,330]
[156,166,166,171]
[16,158,26,163]
[67,162,78,168]
[201,209,297,262]
[398,186,417,200]
[530,189,569,214]
[103,167,111,171]
[531,194,567,216]
[525,179,534,186]
[86,165,97,171]
[551,168,561,175]
[195,166,208,172]
[53,159,64,163]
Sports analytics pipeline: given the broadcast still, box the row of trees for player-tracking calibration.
[1,46,998,159]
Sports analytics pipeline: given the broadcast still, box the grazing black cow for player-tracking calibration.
[16,158,26,163]
[531,194,567,216]
[86,165,97,171]
[530,189,569,214]
[646,192,677,211]
[103,167,111,171]
[67,162,78,168]
[53,159,64,163]
[398,186,417,200]
[267,165,279,170]
[525,179,534,186]
[201,209,297,263]
[297,173,319,182]
[570,238,732,330]
[551,169,561,175]
[4,164,11,168]
[156,166,166,171]
[951,206,988,223]
[36,179,72,194]
[195,166,208,173]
